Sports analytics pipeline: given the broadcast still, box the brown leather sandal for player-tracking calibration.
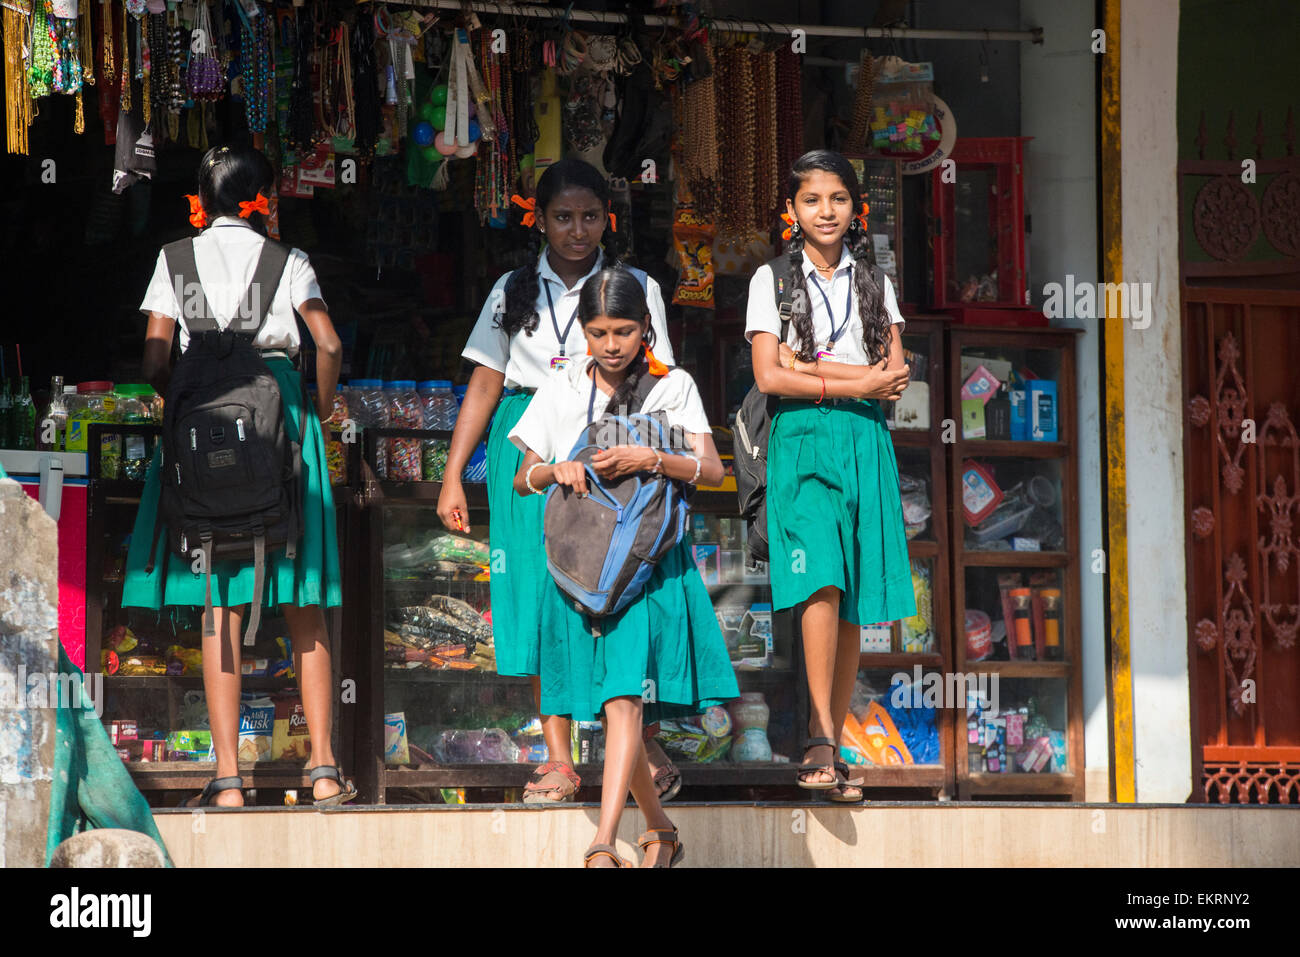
[584,843,632,867]
[637,827,685,868]
[796,737,839,790]
[522,761,581,804]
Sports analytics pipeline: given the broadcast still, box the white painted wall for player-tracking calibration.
[1120,0,1192,802]
[1019,0,1108,800]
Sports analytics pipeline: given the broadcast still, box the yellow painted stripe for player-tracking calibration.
[1101,0,1136,803]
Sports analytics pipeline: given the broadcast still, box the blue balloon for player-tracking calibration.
[468,119,481,143]
[413,121,435,146]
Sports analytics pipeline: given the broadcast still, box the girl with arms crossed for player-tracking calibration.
[747,150,916,803]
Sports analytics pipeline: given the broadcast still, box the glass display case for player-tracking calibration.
[929,137,1043,325]
[846,155,905,301]
[85,423,356,804]
[947,327,1083,800]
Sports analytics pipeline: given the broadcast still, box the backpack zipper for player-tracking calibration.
[735,414,759,458]
[189,427,197,450]
[236,418,246,441]
[175,463,182,484]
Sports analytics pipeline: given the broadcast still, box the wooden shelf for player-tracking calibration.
[102,675,296,690]
[379,762,948,790]
[373,481,491,506]
[125,761,319,790]
[908,539,939,558]
[965,772,1075,795]
[889,429,935,446]
[955,659,1070,677]
[383,668,524,683]
[858,653,944,669]
[955,440,1069,458]
[959,550,1070,567]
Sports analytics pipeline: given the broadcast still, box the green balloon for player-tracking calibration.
[430,84,449,106]
[418,101,438,125]
[431,105,447,131]
[421,145,443,164]
[519,152,535,176]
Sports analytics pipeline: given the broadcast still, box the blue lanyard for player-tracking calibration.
[542,280,580,356]
[587,369,603,424]
[810,264,854,347]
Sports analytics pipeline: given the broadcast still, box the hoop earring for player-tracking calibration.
[790,221,802,239]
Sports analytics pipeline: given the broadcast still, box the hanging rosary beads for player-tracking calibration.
[241,11,273,134]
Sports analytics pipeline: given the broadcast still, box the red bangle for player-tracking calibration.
[815,376,826,404]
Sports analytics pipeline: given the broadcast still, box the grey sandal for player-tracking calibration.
[192,775,244,807]
[828,760,866,803]
[309,765,358,808]
[638,827,685,868]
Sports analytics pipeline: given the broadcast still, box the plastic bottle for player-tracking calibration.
[114,385,155,481]
[0,379,11,448]
[419,380,457,481]
[66,382,116,466]
[39,376,66,451]
[387,380,423,482]
[350,379,389,479]
[12,376,36,450]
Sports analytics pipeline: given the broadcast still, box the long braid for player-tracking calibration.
[785,231,817,362]
[845,222,889,364]
[500,228,543,337]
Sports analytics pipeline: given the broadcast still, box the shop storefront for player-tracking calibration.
[1,0,1117,807]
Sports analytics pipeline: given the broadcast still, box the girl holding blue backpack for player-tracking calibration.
[510,267,739,866]
[438,159,682,804]
[747,150,916,803]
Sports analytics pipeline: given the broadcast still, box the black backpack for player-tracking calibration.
[733,257,886,563]
[145,237,302,646]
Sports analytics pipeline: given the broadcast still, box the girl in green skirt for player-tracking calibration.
[510,266,738,866]
[745,150,916,803]
[123,145,351,808]
[439,160,681,803]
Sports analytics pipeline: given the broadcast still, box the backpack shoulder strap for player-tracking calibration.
[628,366,661,415]
[763,256,793,342]
[231,239,291,339]
[624,266,649,297]
[163,238,218,335]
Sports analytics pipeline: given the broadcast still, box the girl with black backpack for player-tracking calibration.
[509,267,738,866]
[122,145,353,808]
[438,159,684,804]
[746,150,916,803]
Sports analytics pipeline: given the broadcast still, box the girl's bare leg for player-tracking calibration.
[281,603,340,800]
[587,696,643,866]
[200,606,245,807]
[799,585,843,785]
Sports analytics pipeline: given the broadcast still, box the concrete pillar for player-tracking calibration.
[0,477,60,867]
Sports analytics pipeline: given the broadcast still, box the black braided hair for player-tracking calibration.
[498,158,620,338]
[577,266,657,415]
[197,144,274,237]
[783,150,889,364]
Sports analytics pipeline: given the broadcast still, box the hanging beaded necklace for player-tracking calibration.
[4,1,34,154]
[241,11,272,134]
[351,12,380,158]
[681,37,719,218]
[286,4,316,153]
[101,0,115,85]
[754,49,779,230]
[28,1,55,99]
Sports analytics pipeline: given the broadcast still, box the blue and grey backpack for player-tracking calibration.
[543,370,693,625]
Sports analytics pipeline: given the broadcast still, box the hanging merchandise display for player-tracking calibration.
[287,3,317,155]
[713,42,756,237]
[868,57,941,155]
[187,0,223,102]
[4,1,35,154]
[670,196,715,309]
[845,49,875,154]
[677,38,718,218]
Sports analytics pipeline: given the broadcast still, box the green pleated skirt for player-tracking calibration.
[766,398,916,625]
[121,358,342,610]
[485,391,549,677]
[538,539,740,723]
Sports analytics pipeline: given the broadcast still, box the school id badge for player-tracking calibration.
[816,345,837,361]
[550,355,572,371]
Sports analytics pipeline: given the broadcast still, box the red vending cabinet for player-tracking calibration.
[1,450,90,669]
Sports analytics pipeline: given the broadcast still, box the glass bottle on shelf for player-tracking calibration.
[0,378,11,448]
[40,376,66,450]
[13,376,36,450]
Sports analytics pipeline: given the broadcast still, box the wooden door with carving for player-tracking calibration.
[1179,111,1300,803]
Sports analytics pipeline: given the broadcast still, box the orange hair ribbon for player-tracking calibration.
[643,342,668,375]
[779,211,795,242]
[855,200,870,231]
[510,194,537,227]
[185,194,208,229]
[238,193,270,218]
[608,201,618,233]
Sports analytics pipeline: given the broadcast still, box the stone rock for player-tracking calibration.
[50,829,166,868]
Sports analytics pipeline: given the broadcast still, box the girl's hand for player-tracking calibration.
[778,341,797,370]
[551,460,589,496]
[436,477,470,533]
[857,361,911,401]
[591,445,658,479]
